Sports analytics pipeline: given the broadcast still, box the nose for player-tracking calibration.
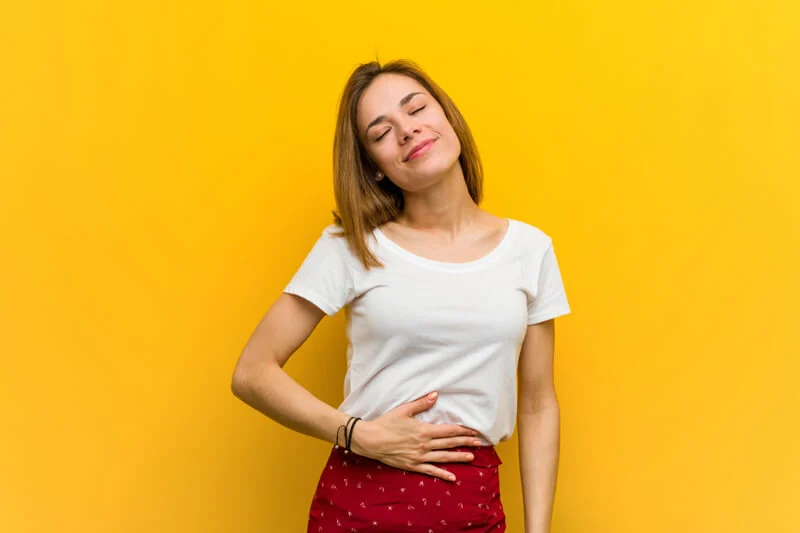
[398,119,421,142]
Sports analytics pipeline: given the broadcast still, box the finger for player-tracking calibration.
[422,450,476,464]
[424,423,479,439]
[427,436,484,450]
[401,391,438,416]
[413,463,457,482]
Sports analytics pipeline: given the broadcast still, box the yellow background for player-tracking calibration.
[1,1,798,532]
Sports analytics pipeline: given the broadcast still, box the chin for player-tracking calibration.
[414,151,459,171]
[401,164,460,191]
[424,156,461,177]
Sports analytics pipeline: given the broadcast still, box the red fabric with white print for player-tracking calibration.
[307,445,506,532]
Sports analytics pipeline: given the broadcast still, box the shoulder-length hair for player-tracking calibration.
[330,58,484,270]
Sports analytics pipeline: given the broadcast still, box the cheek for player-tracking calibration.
[369,144,400,169]
[432,117,459,148]
[375,143,397,162]
[439,126,461,157]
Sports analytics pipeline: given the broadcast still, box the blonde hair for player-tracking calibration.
[330,58,484,270]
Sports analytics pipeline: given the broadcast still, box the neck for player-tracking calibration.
[396,163,481,236]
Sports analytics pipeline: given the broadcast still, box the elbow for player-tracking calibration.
[231,341,284,399]
[230,356,276,399]
[230,370,249,399]
[230,359,257,399]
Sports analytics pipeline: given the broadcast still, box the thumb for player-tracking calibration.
[403,391,438,416]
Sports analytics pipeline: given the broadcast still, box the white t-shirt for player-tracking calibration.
[283,218,571,445]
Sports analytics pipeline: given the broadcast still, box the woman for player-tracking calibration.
[231,59,571,533]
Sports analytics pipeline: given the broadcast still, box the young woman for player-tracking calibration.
[231,59,571,533]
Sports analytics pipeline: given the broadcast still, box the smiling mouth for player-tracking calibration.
[405,139,436,162]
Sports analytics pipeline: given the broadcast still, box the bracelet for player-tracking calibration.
[334,423,346,449]
[335,416,357,450]
[343,416,357,453]
[345,417,362,453]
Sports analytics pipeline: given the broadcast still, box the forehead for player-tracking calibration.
[357,74,428,125]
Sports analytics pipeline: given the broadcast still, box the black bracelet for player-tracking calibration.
[336,416,356,450]
[343,416,357,453]
[335,423,347,449]
[345,417,362,453]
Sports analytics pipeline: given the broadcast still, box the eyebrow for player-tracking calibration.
[364,92,424,137]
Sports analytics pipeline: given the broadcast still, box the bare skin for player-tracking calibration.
[356,72,509,257]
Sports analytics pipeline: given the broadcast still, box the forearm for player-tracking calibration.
[518,404,560,533]
[231,359,350,446]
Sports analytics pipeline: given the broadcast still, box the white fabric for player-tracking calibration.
[283,218,571,445]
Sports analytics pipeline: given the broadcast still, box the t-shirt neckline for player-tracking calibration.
[372,218,517,272]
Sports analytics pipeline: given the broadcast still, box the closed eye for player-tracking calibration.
[374,106,427,142]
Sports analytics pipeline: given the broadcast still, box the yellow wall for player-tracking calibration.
[2,1,798,531]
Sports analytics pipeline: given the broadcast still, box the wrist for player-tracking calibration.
[349,419,377,457]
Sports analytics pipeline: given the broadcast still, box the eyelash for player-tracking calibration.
[375,105,427,141]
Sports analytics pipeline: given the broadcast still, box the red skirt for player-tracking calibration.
[307,444,506,532]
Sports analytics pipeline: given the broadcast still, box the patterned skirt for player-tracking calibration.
[307,444,506,532]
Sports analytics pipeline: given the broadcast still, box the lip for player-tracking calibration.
[404,138,436,162]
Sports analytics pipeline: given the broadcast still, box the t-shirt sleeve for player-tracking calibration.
[527,239,572,324]
[283,226,355,316]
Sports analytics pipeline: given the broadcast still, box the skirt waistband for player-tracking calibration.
[331,444,502,469]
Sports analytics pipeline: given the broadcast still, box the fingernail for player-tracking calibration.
[473,440,482,446]
[466,454,474,460]
[449,474,456,481]
[428,392,437,400]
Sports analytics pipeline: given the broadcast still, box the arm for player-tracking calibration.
[230,292,352,446]
[517,318,561,533]
[231,292,480,480]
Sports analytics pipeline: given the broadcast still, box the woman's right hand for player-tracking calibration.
[349,391,484,482]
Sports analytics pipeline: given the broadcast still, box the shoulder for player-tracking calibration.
[321,223,344,237]
[314,223,352,252]
[317,224,366,265]
[318,223,357,247]
[508,218,554,250]
[295,223,352,259]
